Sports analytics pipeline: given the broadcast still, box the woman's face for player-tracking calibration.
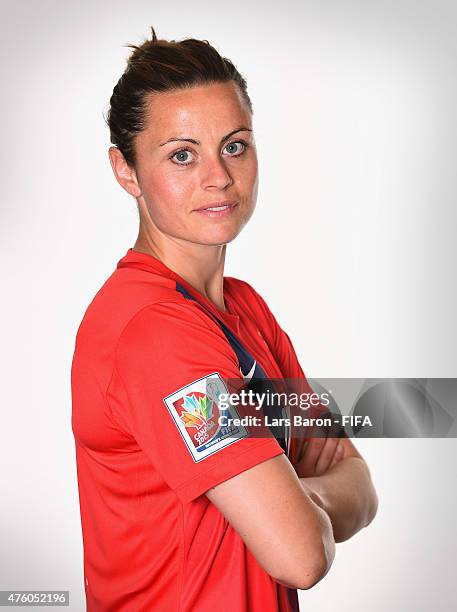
[128,81,258,247]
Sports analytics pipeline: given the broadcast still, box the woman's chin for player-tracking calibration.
[204,225,246,246]
[188,220,247,246]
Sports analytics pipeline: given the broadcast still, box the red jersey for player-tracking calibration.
[71,248,308,611]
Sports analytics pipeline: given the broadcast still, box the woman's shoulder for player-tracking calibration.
[223,276,282,341]
[224,275,258,299]
[224,276,271,313]
[73,266,199,355]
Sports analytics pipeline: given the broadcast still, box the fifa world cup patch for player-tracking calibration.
[162,372,249,462]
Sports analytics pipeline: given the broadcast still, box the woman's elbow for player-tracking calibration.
[274,533,336,590]
[275,556,333,590]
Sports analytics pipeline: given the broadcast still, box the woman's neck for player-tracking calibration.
[133,232,228,312]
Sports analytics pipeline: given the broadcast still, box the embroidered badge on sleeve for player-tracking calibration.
[162,372,249,462]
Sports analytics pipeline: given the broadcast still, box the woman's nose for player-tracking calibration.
[200,156,233,190]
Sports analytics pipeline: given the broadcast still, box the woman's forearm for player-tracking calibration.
[299,457,379,543]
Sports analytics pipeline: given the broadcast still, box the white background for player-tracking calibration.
[1,1,456,610]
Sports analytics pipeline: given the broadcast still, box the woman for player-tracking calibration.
[71,27,378,612]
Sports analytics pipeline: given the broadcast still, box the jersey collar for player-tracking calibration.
[117,248,241,335]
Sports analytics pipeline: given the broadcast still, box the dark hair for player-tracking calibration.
[106,26,253,167]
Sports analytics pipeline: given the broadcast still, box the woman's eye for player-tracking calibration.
[224,141,246,156]
[170,141,248,165]
[171,149,194,165]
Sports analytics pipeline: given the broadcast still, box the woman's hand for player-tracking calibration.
[293,435,346,479]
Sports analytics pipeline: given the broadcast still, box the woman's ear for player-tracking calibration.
[108,146,142,198]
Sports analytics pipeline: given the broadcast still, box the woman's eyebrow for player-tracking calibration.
[159,127,252,147]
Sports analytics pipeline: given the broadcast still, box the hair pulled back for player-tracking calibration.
[106,26,253,167]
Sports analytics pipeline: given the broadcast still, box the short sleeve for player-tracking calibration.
[106,300,284,504]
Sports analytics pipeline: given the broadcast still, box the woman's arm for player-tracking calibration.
[206,453,336,590]
[239,282,379,542]
[294,437,379,543]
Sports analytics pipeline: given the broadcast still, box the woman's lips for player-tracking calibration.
[195,202,238,218]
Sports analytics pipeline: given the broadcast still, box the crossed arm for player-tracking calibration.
[294,436,379,543]
[206,435,378,589]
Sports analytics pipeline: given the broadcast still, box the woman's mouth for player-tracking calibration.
[195,202,238,217]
